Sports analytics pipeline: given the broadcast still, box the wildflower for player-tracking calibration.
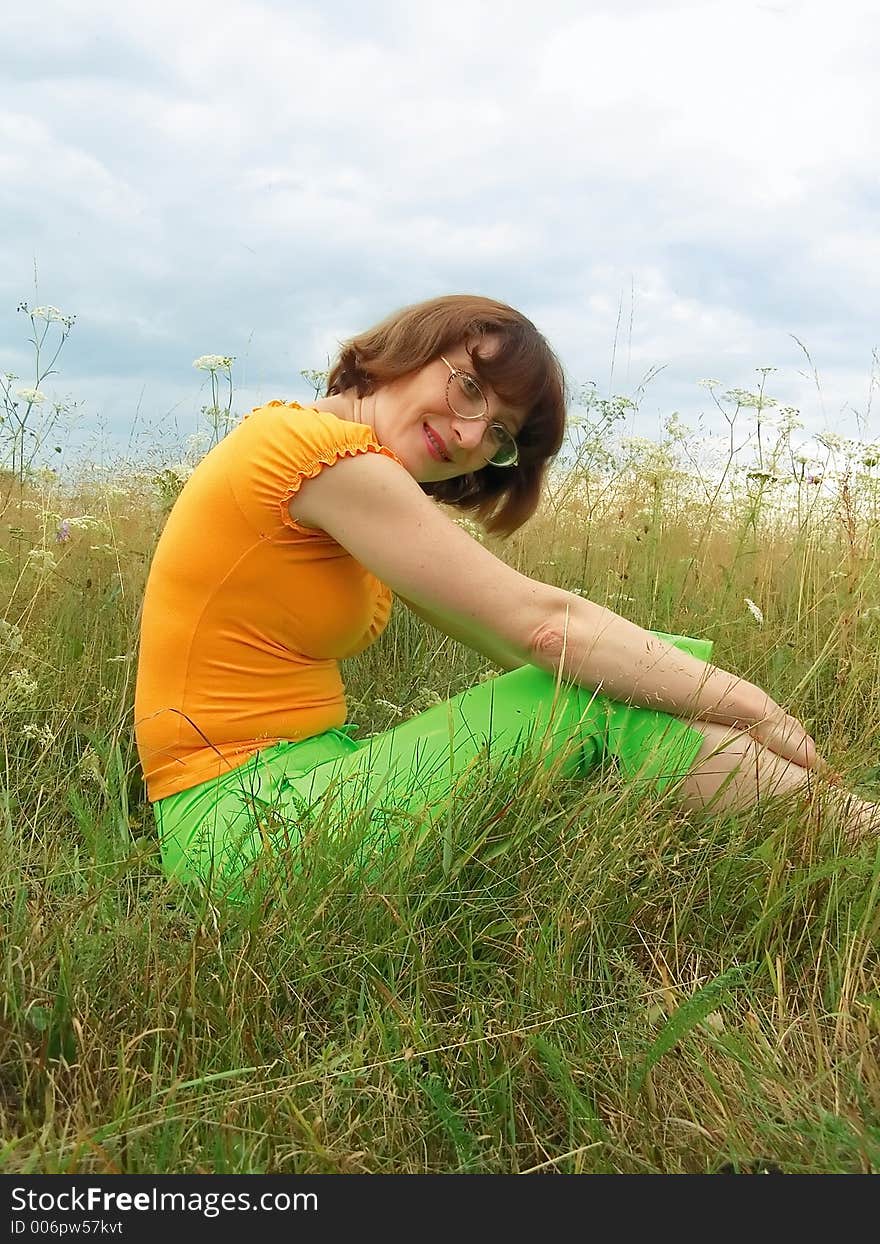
[697,379,723,389]
[805,474,822,485]
[1,668,38,705]
[31,306,75,328]
[375,699,405,717]
[724,388,778,409]
[193,354,235,372]
[66,515,103,532]
[0,619,23,654]
[15,388,48,405]
[300,368,329,394]
[78,748,107,790]
[25,548,57,573]
[410,687,442,711]
[55,519,71,543]
[744,598,764,626]
[22,722,55,746]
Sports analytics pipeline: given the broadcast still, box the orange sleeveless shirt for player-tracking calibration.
[134,402,402,801]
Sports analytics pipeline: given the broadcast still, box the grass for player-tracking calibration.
[0,412,879,1174]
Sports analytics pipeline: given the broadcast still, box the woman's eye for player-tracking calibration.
[460,375,482,400]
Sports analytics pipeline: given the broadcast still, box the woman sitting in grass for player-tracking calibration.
[134,294,877,897]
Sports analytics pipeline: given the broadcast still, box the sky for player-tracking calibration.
[1,0,878,466]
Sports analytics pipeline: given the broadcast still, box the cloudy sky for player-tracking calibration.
[2,0,878,464]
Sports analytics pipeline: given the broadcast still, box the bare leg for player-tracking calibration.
[677,721,880,841]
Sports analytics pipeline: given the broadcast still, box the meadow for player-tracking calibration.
[1,317,879,1173]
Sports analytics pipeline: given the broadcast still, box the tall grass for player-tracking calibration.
[0,378,878,1173]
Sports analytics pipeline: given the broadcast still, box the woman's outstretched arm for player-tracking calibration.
[289,452,816,769]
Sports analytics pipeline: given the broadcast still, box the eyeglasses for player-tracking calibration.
[440,356,519,467]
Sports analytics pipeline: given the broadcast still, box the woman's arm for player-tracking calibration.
[289,453,815,767]
[528,601,815,767]
[398,595,526,672]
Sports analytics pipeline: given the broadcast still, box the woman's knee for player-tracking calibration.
[678,719,812,813]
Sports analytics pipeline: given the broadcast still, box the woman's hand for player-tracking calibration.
[747,702,818,770]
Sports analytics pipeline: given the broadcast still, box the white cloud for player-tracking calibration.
[0,0,877,459]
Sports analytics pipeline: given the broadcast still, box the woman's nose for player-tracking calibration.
[451,416,486,452]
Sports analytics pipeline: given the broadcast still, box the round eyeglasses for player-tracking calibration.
[440,356,519,467]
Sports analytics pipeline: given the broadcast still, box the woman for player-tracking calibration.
[134,294,875,897]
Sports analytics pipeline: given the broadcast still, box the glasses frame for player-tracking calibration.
[439,356,519,468]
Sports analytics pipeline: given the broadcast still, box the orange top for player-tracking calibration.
[134,401,403,801]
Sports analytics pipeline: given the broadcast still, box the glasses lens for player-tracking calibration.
[448,371,487,419]
[447,369,518,466]
[486,427,518,467]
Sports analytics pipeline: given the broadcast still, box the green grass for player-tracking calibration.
[0,439,878,1174]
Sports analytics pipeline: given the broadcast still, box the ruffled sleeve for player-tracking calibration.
[227,401,404,540]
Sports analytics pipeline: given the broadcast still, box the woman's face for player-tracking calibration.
[371,337,527,484]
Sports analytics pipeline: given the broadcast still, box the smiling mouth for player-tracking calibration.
[424,424,451,462]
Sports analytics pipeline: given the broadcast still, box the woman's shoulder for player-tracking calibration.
[238,399,380,454]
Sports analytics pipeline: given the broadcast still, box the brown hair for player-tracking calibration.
[325,294,567,536]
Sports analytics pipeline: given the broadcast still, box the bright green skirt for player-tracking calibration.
[154,632,713,896]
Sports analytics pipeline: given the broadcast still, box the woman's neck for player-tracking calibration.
[310,391,371,426]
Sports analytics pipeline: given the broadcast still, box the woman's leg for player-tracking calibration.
[675,720,879,839]
[282,634,712,854]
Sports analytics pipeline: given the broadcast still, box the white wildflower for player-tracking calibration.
[25,548,57,574]
[376,698,405,717]
[0,619,23,655]
[744,598,764,626]
[697,379,723,389]
[66,515,104,532]
[410,687,442,711]
[193,354,235,372]
[724,389,778,410]
[1,668,38,705]
[15,388,48,405]
[22,722,55,746]
[31,306,74,327]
